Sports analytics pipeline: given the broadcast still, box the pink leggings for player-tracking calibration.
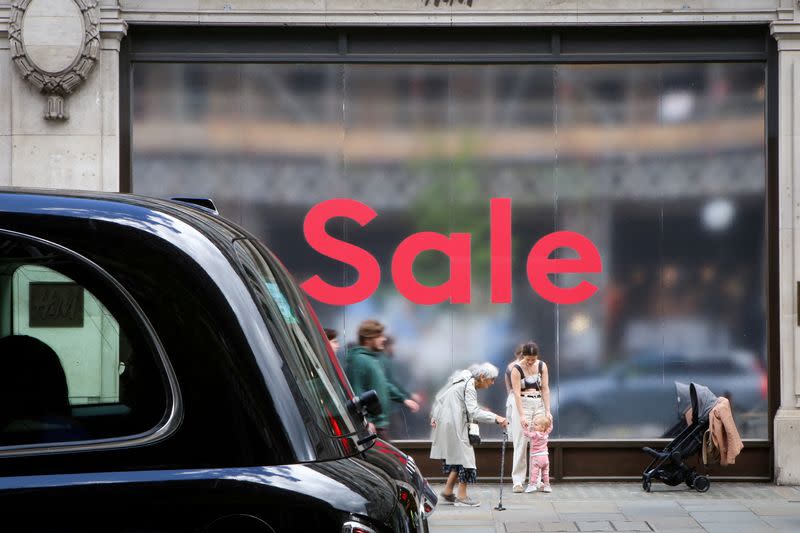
[529,454,550,486]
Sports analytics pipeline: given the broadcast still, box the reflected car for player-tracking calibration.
[0,189,435,532]
[553,350,767,437]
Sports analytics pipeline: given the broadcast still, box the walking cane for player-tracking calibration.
[494,430,508,511]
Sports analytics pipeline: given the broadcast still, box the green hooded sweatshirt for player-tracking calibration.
[345,345,408,428]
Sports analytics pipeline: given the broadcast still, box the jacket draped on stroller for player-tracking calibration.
[642,381,743,493]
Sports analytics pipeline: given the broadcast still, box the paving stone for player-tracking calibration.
[760,516,800,530]
[645,516,703,531]
[689,511,762,523]
[647,530,706,533]
[611,520,653,531]
[433,513,497,520]
[699,525,777,533]
[680,500,749,512]
[434,508,494,519]
[773,486,800,500]
[493,506,559,522]
[576,521,614,532]
[429,519,494,527]
[559,513,626,522]
[504,522,542,532]
[540,522,578,532]
[747,502,800,516]
[620,501,687,518]
[553,502,619,513]
[492,503,558,522]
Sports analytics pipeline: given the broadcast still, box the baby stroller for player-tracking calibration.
[641,382,718,493]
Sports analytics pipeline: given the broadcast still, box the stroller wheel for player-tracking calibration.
[693,475,710,493]
[642,477,652,492]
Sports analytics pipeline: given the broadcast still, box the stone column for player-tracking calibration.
[771,18,800,485]
[0,0,126,191]
[0,3,11,186]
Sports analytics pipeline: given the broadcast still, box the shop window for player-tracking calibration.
[133,60,768,440]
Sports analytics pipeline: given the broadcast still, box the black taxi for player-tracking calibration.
[0,189,435,532]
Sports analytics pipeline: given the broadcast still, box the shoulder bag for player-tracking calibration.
[464,378,481,446]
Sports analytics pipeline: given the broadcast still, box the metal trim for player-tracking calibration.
[119,35,132,193]
[766,35,779,462]
[126,52,769,64]
[342,520,376,533]
[124,25,769,63]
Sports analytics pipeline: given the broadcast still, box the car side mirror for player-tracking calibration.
[348,389,383,417]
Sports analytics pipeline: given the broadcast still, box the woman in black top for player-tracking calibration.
[509,341,552,492]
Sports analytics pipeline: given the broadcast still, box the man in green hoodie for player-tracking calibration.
[346,319,420,441]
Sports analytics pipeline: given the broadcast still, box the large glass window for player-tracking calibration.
[132,61,767,440]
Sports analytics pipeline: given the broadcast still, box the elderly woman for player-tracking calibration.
[430,362,509,507]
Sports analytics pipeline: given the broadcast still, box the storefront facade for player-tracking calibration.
[2,1,799,483]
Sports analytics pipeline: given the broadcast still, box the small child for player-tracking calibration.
[523,414,553,493]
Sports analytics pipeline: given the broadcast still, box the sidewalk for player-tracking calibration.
[428,482,800,532]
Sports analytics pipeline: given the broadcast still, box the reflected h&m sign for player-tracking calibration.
[29,283,84,327]
[300,198,602,306]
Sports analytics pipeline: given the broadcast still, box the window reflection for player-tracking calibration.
[133,61,767,440]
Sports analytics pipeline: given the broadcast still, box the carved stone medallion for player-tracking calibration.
[8,0,100,121]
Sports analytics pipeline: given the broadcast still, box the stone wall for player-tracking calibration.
[0,0,125,190]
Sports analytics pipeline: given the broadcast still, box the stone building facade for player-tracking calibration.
[1,1,799,483]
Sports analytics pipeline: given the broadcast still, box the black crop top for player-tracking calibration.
[506,361,543,392]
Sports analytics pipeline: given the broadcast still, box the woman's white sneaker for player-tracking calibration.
[524,484,538,493]
[541,485,552,493]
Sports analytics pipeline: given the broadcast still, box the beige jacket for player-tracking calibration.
[429,370,497,469]
[708,397,744,466]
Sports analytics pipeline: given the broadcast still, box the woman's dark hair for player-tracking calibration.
[521,341,539,357]
[513,343,524,360]
[323,328,338,341]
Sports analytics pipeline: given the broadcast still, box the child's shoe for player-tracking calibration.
[524,484,538,493]
[541,485,552,493]
[512,485,524,493]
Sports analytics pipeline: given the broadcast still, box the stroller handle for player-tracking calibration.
[643,447,659,457]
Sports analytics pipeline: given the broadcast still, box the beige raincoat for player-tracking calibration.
[429,370,497,469]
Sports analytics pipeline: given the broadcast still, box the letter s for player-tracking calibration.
[300,199,380,305]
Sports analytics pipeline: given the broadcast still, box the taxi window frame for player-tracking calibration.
[232,237,364,441]
[0,229,182,458]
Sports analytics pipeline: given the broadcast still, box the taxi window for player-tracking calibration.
[0,234,170,449]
